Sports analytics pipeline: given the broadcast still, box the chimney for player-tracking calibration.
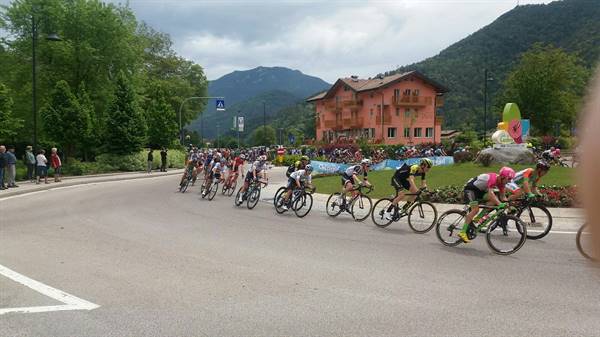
[350,75,359,82]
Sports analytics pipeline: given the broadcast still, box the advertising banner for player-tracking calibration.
[311,156,454,174]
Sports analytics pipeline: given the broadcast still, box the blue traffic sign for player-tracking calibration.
[288,134,296,144]
[216,99,225,111]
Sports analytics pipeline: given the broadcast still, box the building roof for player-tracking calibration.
[306,70,449,102]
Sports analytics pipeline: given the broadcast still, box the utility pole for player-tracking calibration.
[262,101,266,145]
[237,111,241,150]
[484,68,488,141]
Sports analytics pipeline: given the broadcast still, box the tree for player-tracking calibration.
[77,82,97,159]
[499,44,589,135]
[145,84,178,148]
[0,83,23,142]
[104,72,147,154]
[40,80,90,158]
[250,125,276,146]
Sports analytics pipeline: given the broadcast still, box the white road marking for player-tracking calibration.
[0,264,99,315]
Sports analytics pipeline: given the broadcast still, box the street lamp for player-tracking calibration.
[31,13,62,151]
[262,101,267,145]
[483,69,494,141]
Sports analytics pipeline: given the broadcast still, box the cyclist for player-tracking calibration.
[179,148,199,187]
[337,159,371,205]
[237,155,268,203]
[285,155,310,178]
[202,154,222,197]
[384,158,433,220]
[458,167,516,243]
[507,160,550,201]
[279,164,315,211]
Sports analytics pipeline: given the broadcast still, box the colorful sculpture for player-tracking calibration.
[492,103,529,145]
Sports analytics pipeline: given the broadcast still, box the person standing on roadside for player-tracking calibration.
[50,147,62,182]
[160,148,168,172]
[36,149,49,184]
[0,145,6,190]
[147,149,154,173]
[6,146,18,187]
[24,146,36,182]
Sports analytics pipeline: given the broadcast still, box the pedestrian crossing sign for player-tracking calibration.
[216,99,225,111]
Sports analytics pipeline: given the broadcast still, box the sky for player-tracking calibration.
[2,0,555,82]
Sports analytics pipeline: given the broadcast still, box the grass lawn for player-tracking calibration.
[313,162,576,199]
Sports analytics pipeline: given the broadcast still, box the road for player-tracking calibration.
[0,170,599,337]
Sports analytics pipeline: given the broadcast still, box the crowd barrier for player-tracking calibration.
[311,156,454,175]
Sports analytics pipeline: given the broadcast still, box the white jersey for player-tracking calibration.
[290,170,312,184]
[344,165,362,177]
[248,161,266,174]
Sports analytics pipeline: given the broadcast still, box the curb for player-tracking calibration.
[0,170,183,200]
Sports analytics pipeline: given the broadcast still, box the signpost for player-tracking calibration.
[216,99,225,111]
[177,96,225,146]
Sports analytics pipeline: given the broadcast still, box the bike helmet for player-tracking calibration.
[301,155,309,161]
[536,160,551,171]
[305,164,313,173]
[240,154,246,160]
[259,155,267,162]
[499,166,516,180]
[420,158,433,168]
[361,158,372,166]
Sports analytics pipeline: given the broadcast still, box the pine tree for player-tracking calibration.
[146,84,178,148]
[104,72,147,154]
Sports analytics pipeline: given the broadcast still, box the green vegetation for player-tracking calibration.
[313,163,575,199]
[0,0,207,157]
[385,0,599,132]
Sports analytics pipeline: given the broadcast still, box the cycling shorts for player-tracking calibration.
[245,172,257,183]
[391,177,411,192]
[341,173,353,186]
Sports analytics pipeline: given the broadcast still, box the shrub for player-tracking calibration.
[96,152,146,171]
[62,158,116,176]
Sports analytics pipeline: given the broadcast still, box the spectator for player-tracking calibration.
[0,145,6,190]
[24,145,36,181]
[6,146,18,187]
[160,148,168,172]
[50,147,62,183]
[36,149,49,184]
[147,149,154,173]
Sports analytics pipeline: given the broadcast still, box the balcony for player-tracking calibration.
[392,95,431,107]
[342,99,363,108]
[435,95,444,107]
[323,119,343,131]
[375,112,393,125]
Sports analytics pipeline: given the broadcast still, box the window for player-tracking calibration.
[413,89,420,96]
[363,128,370,138]
[414,128,422,138]
[404,108,411,118]
[395,108,400,116]
[387,128,397,138]
[403,127,411,138]
[370,128,375,138]
[403,89,411,96]
[394,89,400,97]
[426,127,434,138]
[322,131,327,141]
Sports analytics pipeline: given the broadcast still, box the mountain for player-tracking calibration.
[187,66,330,139]
[386,0,600,129]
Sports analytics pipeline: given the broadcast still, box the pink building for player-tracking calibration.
[307,71,448,145]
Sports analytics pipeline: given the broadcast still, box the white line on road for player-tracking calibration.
[0,264,99,315]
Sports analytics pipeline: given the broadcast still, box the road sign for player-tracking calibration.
[233,116,237,129]
[238,117,244,132]
[288,134,295,144]
[216,99,225,111]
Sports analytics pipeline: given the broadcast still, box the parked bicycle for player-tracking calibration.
[576,223,598,261]
[325,185,373,222]
[509,196,552,240]
[371,188,438,233]
[274,186,315,218]
[234,179,267,209]
[435,204,527,255]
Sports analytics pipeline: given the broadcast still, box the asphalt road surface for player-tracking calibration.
[1,173,599,337]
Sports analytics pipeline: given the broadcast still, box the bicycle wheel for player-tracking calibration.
[294,193,313,218]
[227,179,237,196]
[517,205,552,240]
[247,187,261,209]
[435,209,466,247]
[221,182,228,195]
[326,193,343,217]
[274,192,288,214]
[200,184,207,198]
[486,215,527,255]
[371,198,394,228]
[351,195,372,222]
[576,223,598,261]
[234,188,244,206]
[273,187,286,208]
[408,201,438,234]
[180,178,190,193]
[208,182,219,200]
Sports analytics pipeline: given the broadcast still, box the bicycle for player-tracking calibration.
[371,189,438,233]
[435,204,527,255]
[325,185,373,222]
[274,186,315,218]
[200,178,219,201]
[222,173,238,196]
[234,179,267,209]
[576,223,598,261]
[179,167,194,193]
[509,196,552,240]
